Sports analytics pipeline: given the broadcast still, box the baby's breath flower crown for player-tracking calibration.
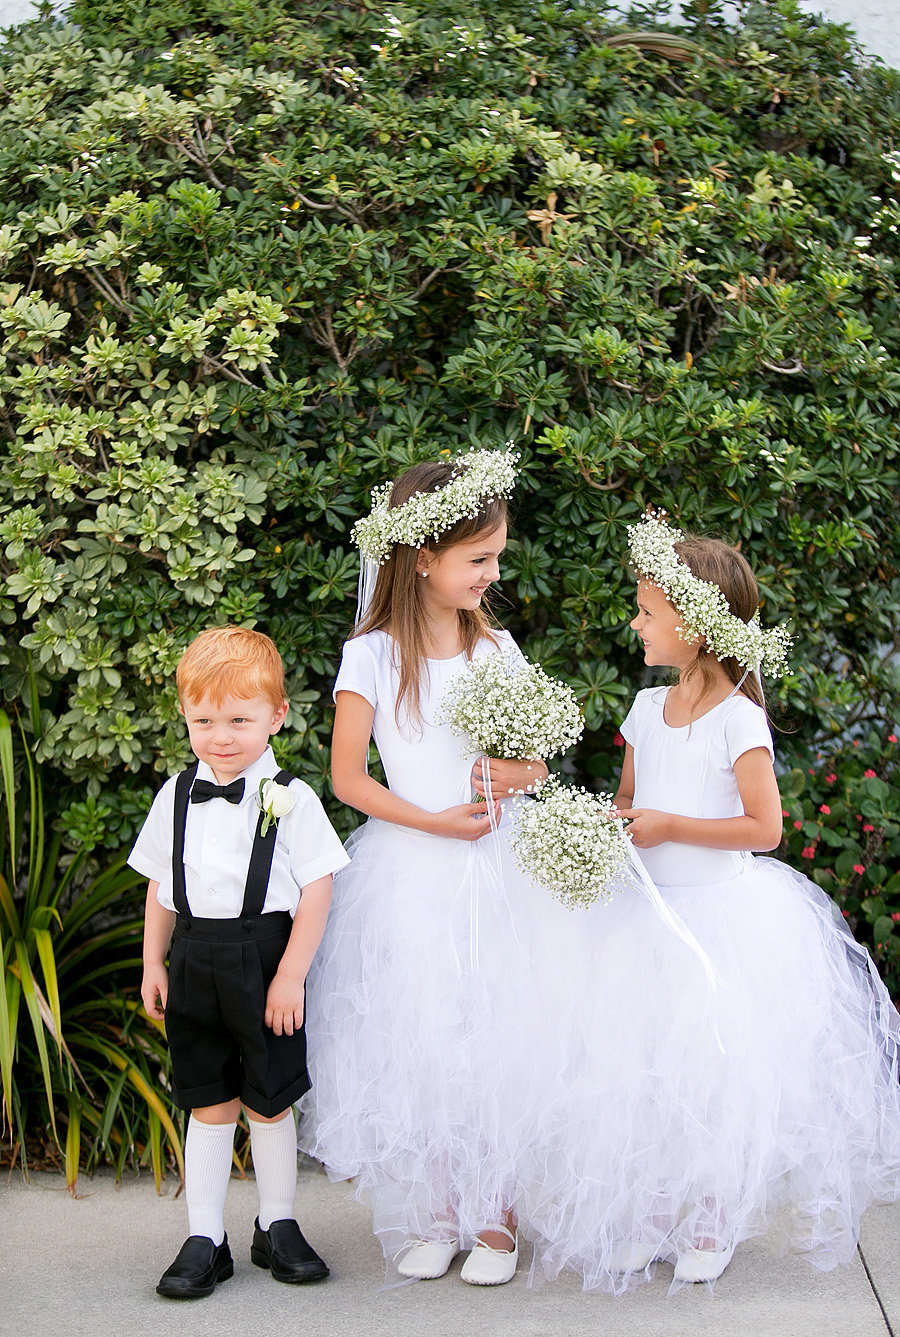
[352,448,519,564]
[627,510,792,677]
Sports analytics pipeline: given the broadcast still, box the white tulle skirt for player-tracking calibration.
[299,820,900,1291]
[298,813,579,1262]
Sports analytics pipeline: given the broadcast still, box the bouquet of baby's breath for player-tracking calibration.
[510,775,630,909]
[439,651,583,760]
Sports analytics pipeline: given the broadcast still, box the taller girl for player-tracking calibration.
[301,451,565,1285]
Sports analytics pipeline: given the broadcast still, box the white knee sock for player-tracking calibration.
[184,1117,236,1245]
[249,1112,298,1230]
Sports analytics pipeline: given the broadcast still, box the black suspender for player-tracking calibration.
[170,764,295,918]
[171,764,197,917]
[242,768,293,916]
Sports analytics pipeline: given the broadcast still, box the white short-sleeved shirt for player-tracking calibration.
[334,628,525,812]
[620,686,775,887]
[128,745,350,918]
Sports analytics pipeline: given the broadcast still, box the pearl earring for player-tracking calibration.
[419,570,428,578]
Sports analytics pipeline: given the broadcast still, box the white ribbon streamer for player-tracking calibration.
[355,554,379,628]
[625,844,725,1051]
[463,755,527,974]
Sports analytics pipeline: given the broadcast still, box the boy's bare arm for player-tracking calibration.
[141,881,176,1019]
[264,874,333,1037]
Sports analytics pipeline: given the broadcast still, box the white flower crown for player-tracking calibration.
[627,510,792,677]
[352,448,519,564]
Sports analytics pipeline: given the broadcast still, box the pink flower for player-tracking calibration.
[853,740,861,747]
[864,768,877,779]
[853,864,865,875]
[842,909,850,919]
[825,772,837,784]
[808,767,815,776]
[801,846,816,859]
[863,824,875,833]
[888,734,897,744]
[781,808,790,818]
[613,732,625,747]
[819,804,831,815]
[793,820,802,830]
[892,913,900,923]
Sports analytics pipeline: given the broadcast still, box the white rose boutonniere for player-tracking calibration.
[258,778,296,836]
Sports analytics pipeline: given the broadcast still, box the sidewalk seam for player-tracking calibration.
[858,1242,895,1337]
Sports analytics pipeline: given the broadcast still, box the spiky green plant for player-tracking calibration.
[0,706,183,1189]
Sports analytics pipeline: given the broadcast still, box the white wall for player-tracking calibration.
[797,2,897,66]
[0,0,897,68]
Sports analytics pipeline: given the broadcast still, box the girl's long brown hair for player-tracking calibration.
[671,535,767,713]
[355,460,505,725]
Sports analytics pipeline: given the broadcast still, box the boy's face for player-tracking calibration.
[180,691,288,783]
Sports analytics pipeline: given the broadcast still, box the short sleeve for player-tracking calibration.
[333,635,379,707]
[282,780,351,888]
[619,690,649,748]
[724,699,774,767]
[127,778,176,884]
[490,629,527,665]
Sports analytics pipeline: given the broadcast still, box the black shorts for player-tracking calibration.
[165,912,310,1117]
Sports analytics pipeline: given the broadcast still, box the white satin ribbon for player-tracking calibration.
[626,844,725,1051]
[463,755,527,974]
[355,554,379,628]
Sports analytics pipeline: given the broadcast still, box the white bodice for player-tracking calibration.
[333,629,524,812]
[620,686,774,887]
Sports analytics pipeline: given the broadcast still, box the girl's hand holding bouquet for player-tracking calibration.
[441,650,631,908]
[470,755,546,798]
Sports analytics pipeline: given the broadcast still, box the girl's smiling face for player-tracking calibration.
[630,580,698,669]
[417,521,507,613]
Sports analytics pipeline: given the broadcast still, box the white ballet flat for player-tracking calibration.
[459,1225,518,1286]
[608,1238,657,1274]
[673,1242,735,1283]
[396,1238,460,1279]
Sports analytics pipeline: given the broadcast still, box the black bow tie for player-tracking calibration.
[191,778,245,805]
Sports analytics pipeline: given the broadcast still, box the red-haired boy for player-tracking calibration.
[129,626,349,1299]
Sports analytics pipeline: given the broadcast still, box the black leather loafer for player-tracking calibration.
[156,1234,234,1299]
[250,1217,329,1284]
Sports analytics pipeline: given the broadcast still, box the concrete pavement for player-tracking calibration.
[2,1158,898,1337]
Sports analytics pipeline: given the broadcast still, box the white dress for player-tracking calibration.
[299,629,625,1265]
[516,685,900,1292]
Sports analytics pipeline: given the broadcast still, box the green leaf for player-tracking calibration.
[777,769,807,800]
[873,916,896,944]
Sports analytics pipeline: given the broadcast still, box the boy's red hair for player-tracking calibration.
[176,626,286,710]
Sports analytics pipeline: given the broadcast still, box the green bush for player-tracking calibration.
[0,0,898,1171]
[0,1,897,834]
[778,725,900,996]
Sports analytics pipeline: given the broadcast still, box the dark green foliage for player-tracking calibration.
[0,5,897,842]
[0,0,898,1173]
[778,726,900,997]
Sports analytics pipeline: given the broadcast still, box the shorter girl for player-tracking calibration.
[527,513,900,1291]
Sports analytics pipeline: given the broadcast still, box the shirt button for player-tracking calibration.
[208,888,216,897]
